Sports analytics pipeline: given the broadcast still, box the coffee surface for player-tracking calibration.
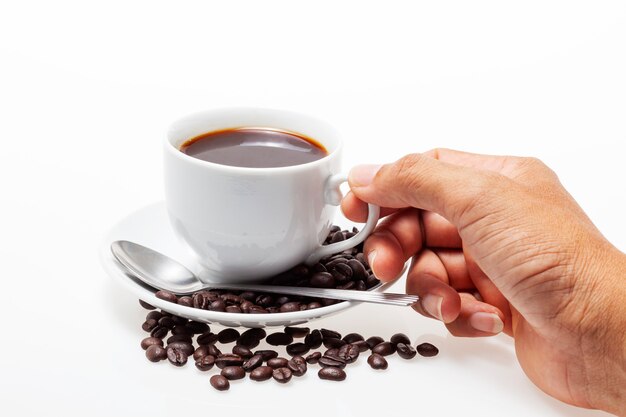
[180,127,328,168]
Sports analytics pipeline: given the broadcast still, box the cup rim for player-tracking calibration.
[165,107,343,174]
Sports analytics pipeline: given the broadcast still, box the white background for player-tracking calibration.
[0,1,624,416]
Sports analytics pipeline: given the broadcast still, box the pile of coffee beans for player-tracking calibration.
[149,226,381,314]
[139,303,439,391]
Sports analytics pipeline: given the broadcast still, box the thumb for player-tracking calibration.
[348,153,506,225]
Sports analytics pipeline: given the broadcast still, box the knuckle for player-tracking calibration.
[392,153,429,189]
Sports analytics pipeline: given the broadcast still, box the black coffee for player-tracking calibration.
[180,127,328,168]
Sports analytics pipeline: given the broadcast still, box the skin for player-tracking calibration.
[341,149,626,415]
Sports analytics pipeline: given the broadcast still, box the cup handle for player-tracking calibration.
[305,174,380,265]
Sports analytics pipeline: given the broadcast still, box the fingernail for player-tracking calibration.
[367,250,377,277]
[421,294,444,321]
[469,312,504,334]
[349,164,382,187]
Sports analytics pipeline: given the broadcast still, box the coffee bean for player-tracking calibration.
[221,293,242,304]
[237,329,264,348]
[139,300,156,310]
[279,302,301,312]
[342,333,364,344]
[210,374,229,391]
[323,337,346,349]
[209,300,226,312]
[242,354,264,372]
[232,345,253,359]
[178,296,193,307]
[186,321,209,334]
[197,332,218,345]
[243,328,266,340]
[141,337,164,350]
[254,350,278,361]
[166,341,194,356]
[309,272,336,288]
[337,344,360,363]
[372,342,396,356]
[221,366,246,380]
[353,340,370,352]
[305,352,321,364]
[250,366,273,381]
[396,343,417,359]
[248,306,268,314]
[304,329,322,349]
[284,326,310,338]
[318,367,346,381]
[239,291,257,301]
[146,345,167,362]
[365,336,384,349]
[155,290,178,304]
[307,301,323,309]
[416,342,439,357]
[286,343,310,356]
[318,356,346,369]
[141,319,158,332]
[207,344,222,357]
[166,346,188,366]
[311,263,327,273]
[329,231,345,244]
[215,354,243,369]
[225,305,242,313]
[390,333,411,346]
[347,259,368,281]
[145,311,163,321]
[157,316,175,329]
[324,348,339,357]
[150,326,169,339]
[267,357,289,368]
[171,325,192,336]
[266,332,293,346]
[366,274,380,288]
[320,328,341,339]
[217,328,240,344]
[192,292,210,309]
[166,334,192,344]
[272,367,292,384]
[337,281,356,290]
[287,356,307,376]
[193,346,210,361]
[195,354,215,371]
[367,353,388,370]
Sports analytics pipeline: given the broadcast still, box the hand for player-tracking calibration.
[342,149,626,415]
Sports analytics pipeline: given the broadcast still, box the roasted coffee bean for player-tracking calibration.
[337,344,360,363]
[287,356,307,376]
[332,262,353,281]
[337,281,356,290]
[266,332,293,346]
[192,292,210,309]
[141,337,164,350]
[221,293,242,304]
[367,353,388,370]
[309,272,336,288]
[272,367,292,384]
[171,315,188,326]
[221,366,246,380]
[355,280,367,291]
[274,296,291,306]
[178,296,193,307]
[318,367,346,381]
[324,348,339,357]
[250,366,273,381]
[207,344,222,357]
[320,328,341,339]
[254,350,278,361]
[329,231,345,243]
[279,302,301,312]
[329,225,341,234]
[347,259,368,281]
[269,307,280,314]
[197,332,218,345]
[323,337,346,349]
[324,258,348,269]
[210,374,229,391]
[390,333,411,346]
[366,274,379,288]
[267,357,289,368]
[372,342,396,356]
[284,326,310,338]
[255,295,274,307]
[305,352,321,364]
[239,291,257,301]
[155,290,178,304]
[355,252,368,266]
[232,345,253,359]
[342,333,364,344]
[139,300,156,310]
[157,316,175,329]
[145,311,163,321]
[215,354,243,369]
[311,262,327,273]
[240,300,253,313]
[150,326,169,339]
[242,354,264,372]
[225,306,242,313]
[248,306,268,314]
[365,336,385,349]
[243,328,266,340]
[186,321,209,334]
[193,346,211,361]
[145,345,167,362]
[141,319,158,332]
[166,346,188,366]
[217,328,240,344]
[319,298,338,307]
[209,300,226,312]
[416,342,439,357]
[286,343,310,356]
[171,325,192,336]
[353,341,370,352]
[167,341,194,356]
[396,343,417,359]
[318,356,346,369]
[304,329,322,349]
[166,334,192,344]
[307,301,323,309]
[195,354,215,371]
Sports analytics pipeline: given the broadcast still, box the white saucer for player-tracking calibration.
[99,201,395,328]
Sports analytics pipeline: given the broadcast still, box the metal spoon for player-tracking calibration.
[110,240,419,307]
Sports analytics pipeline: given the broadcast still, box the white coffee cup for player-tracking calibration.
[164,108,379,282]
